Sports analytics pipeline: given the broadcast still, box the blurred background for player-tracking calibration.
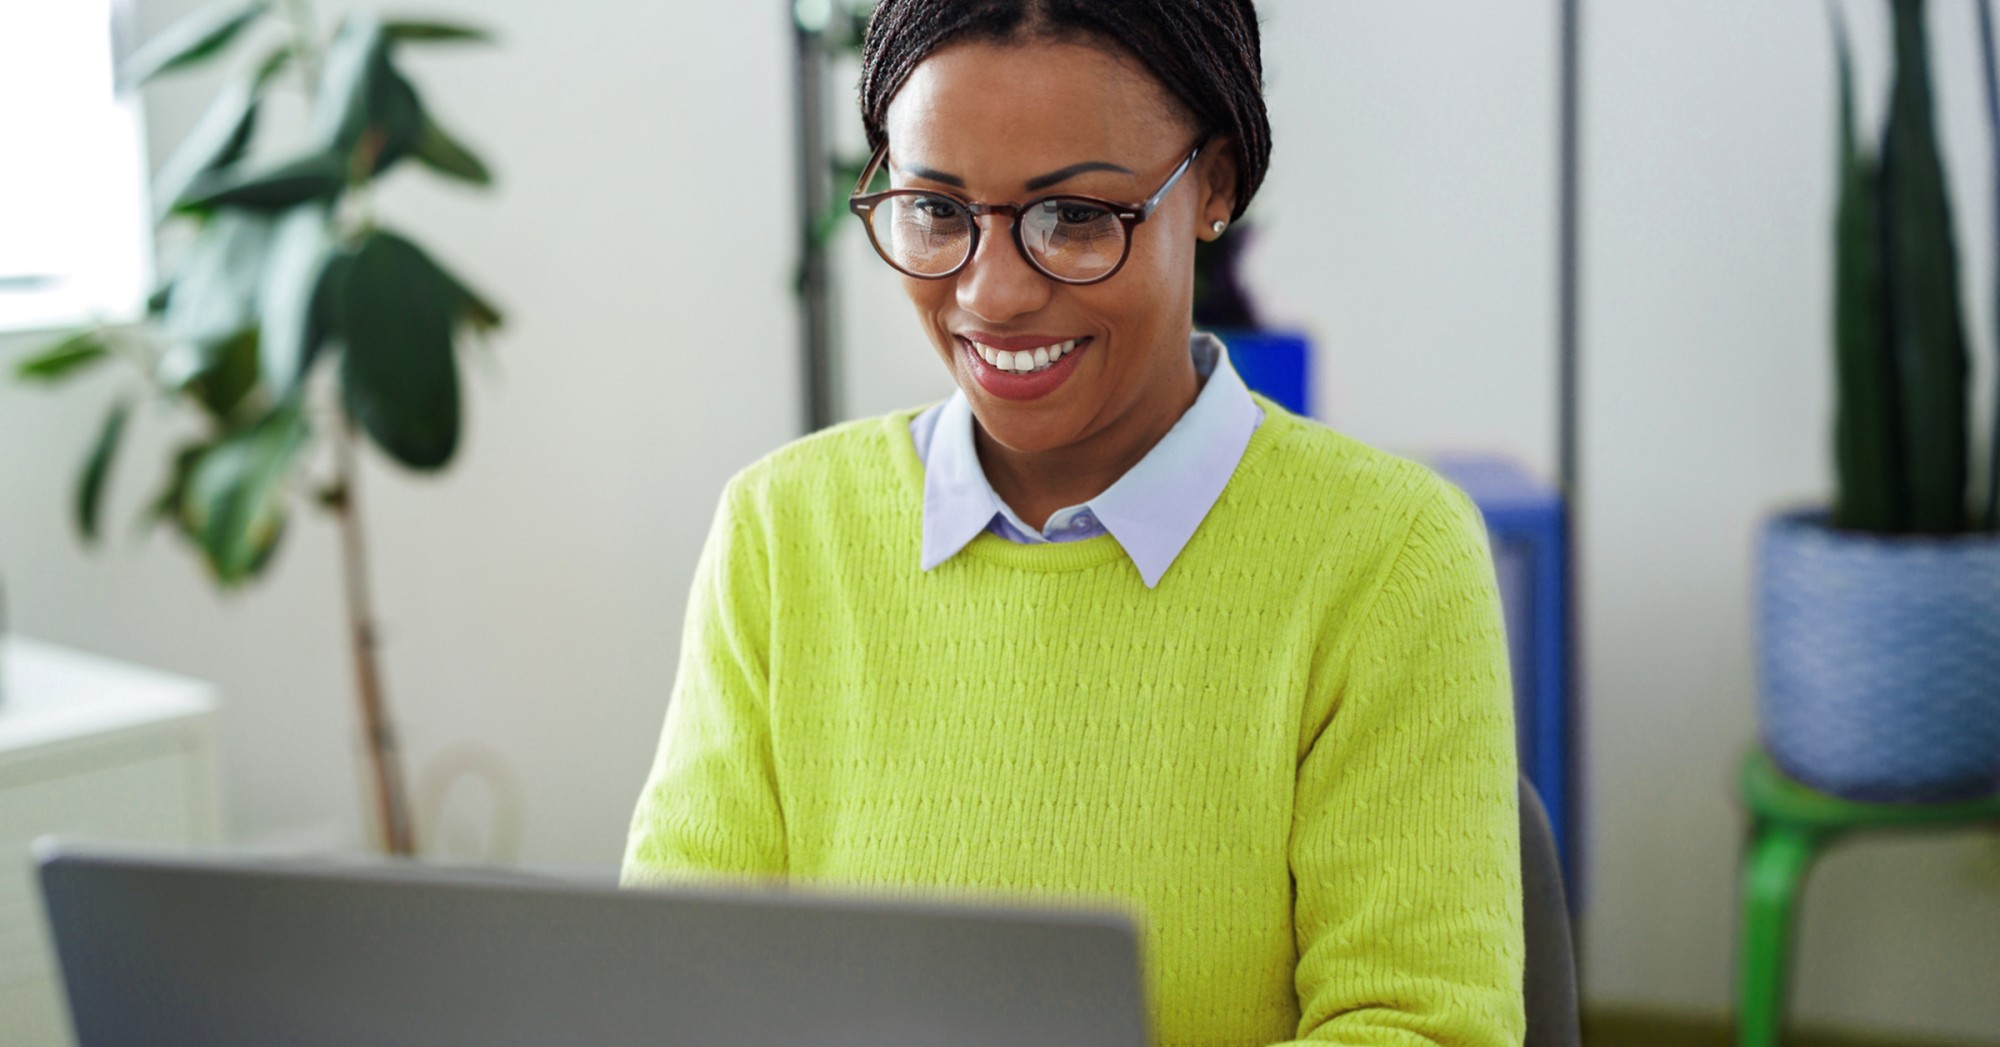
[3,1,1999,1043]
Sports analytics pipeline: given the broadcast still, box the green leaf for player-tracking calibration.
[158,224,269,424]
[311,249,355,356]
[310,17,429,179]
[370,61,428,176]
[411,115,491,185]
[831,156,866,194]
[251,42,294,90]
[383,20,493,43]
[15,330,110,383]
[174,151,347,214]
[431,254,503,335]
[843,6,871,52]
[257,202,340,395]
[807,205,844,253]
[76,398,133,544]
[187,405,309,584]
[121,1,270,89]
[1980,0,2000,531]
[1829,5,1902,532]
[339,230,462,470]
[1882,0,1972,533]
[162,210,274,349]
[142,441,213,538]
[185,328,263,421]
[312,15,386,155]
[153,78,261,220]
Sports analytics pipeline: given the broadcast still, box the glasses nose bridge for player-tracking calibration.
[958,201,1034,274]
[964,201,1025,233]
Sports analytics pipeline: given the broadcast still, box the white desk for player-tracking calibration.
[0,637,222,1047]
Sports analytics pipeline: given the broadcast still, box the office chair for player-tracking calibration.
[1521,776,1581,1047]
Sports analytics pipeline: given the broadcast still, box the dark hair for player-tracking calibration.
[858,0,1270,220]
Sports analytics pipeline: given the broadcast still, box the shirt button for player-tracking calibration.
[1072,514,1095,530]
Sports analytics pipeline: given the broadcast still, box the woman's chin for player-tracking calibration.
[962,402,1083,457]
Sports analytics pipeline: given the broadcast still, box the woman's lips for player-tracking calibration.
[959,335,1092,402]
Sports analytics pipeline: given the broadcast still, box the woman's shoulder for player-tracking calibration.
[1241,395,1480,530]
[717,405,931,518]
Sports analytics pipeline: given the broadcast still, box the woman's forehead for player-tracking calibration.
[883,39,1182,185]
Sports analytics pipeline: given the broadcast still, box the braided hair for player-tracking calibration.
[858,0,1271,220]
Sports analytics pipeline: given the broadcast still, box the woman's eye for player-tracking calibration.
[1050,201,1111,226]
[1040,200,1120,226]
[912,197,963,221]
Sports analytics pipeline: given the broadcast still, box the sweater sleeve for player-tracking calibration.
[621,474,787,885]
[1282,480,1527,1045]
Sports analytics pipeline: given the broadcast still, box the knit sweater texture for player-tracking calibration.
[622,396,1526,1046]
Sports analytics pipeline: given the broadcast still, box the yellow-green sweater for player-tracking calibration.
[623,397,1525,1046]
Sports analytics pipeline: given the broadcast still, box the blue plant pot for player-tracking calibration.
[1755,508,2000,801]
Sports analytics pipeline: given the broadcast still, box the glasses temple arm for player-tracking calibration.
[1135,142,1205,217]
[852,145,890,197]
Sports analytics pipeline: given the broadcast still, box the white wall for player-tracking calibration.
[2,0,1997,1038]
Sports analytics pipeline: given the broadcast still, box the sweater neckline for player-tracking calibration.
[885,394,1298,576]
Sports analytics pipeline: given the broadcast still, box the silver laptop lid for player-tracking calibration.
[35,839,1148,1047]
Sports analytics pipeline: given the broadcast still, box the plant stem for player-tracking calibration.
[328,420,416,856]
[283,0,415,855]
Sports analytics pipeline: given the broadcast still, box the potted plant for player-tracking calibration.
[1756,0,2000,802]
[10,0,501,852]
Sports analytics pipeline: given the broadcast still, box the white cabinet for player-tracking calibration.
[0,637,222,1047]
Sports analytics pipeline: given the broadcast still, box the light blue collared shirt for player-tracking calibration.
[910,332,1265,588]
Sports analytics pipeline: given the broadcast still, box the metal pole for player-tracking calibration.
[1555,0,1588,975]
[1558,0,1581,504]
[792,2,838,433]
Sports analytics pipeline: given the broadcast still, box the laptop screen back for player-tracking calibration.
[35,842,1148,1047]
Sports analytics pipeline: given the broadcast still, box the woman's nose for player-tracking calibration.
[955,216,1052,323]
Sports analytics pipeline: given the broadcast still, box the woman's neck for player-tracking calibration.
[973,352,1201,532]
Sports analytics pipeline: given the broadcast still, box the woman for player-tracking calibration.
[623,2,1525,1043]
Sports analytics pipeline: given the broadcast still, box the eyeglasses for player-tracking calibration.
[847,138,1207,286]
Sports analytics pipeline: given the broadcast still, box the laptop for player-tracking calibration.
[33,839,1148,1047]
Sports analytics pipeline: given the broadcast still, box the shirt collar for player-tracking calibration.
[916,332,1264,588]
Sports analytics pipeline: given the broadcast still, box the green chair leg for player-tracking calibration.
[1737,821,1821,1047]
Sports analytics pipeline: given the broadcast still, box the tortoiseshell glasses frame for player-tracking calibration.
[845,137,1208,286]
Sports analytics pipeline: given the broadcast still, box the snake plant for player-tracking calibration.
[1828,0,1998,534]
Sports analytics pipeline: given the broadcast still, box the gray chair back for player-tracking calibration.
[1521,777,1580,1047]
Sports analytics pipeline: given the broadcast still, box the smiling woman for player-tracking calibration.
[623,3,1525,1045]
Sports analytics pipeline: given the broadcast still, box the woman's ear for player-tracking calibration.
[1196,137,1239,241]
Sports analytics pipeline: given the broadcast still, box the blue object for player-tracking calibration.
[1212,328,1311,417]
[1429,453,1581,908]
[1756,508,2000,801]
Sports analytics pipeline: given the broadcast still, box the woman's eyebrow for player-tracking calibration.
[898,160,1135,191]
[1025,161,1132,191]
[901,163,966,187]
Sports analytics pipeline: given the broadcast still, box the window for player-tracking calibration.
[0,0,152,334]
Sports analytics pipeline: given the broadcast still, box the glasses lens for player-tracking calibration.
[870,193,973,276]
[1020,198,1126,281]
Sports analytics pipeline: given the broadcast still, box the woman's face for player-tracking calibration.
[883,39,1236,457]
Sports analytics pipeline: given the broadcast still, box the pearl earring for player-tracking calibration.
[1211,220,1227,235]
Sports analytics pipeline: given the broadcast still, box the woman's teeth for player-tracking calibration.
[972,338,1081,374]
